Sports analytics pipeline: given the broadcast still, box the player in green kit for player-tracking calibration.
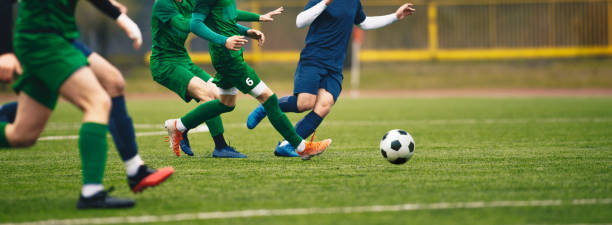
[161,0,331,160]
[151,0,283,158]
[1,0,162,209]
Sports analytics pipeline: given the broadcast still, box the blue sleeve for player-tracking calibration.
[190,12,228,45]
[354,1,366,25]
[303,0,319,10]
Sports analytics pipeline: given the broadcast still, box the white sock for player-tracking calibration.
[279,140,289,147]
[176,118,187,132]
[82,184,104,198]
[296,140,306,152]
[280,140,306,152]
[124,154,144,177]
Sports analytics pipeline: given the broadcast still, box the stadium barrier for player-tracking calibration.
[145,0,612,63]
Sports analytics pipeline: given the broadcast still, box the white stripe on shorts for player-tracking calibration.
[249,81,268,97]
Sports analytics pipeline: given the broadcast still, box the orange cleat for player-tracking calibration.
[164,119,183,157]
[129,166,174,193]
[299,138,332,160]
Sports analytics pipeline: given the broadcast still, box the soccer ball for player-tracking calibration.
[380,129,415,165]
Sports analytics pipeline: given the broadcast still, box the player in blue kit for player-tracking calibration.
[246,0,415,156]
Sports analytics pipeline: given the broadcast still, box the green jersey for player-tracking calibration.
[193,0,244,47]
[151,0,259,61]
[15,0,80,39]
[151,0,194,60]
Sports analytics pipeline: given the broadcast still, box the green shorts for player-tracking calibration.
[210,47,262,95]
[13,32,88,109]
[150,59,213,102]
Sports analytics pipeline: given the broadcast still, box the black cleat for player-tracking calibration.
[76,187,134,209]
[128,165,174,193]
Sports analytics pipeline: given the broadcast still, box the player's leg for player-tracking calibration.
[246,65,320,129]
[58,67,133,209]
[0,93,51,148]
[294,88,334,139]
[164,82,236,157]
[87,51,173,193]
[185,65,237,157]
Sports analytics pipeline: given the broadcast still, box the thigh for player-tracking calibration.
[88,53,124,90]
[293,64,324,96]
[8,92,52,141]
[59,67,110,123]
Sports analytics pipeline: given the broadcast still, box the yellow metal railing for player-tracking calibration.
[146,0,612,63]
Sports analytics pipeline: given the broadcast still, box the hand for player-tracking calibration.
[246,29,265,47]
[396,3,415,20]
[109,0,127,14]
[116,14,142,49]
[323,0,333,5]
[259,7,283,22]
[225,36,248,51]
[0,53,22,83]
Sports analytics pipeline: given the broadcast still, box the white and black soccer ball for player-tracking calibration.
[380,129,415,165]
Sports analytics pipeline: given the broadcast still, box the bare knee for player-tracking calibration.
[105,72,125,97]
[6,125,40,147]
[83,92,112,116]
[313,99,334,118]
[297,95,316,112]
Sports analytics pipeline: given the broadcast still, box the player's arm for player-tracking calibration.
[296,0,332,28]
[87,0,142,49]
[190,8,248,51]
[357,3,415,30]
[237,7,284,22]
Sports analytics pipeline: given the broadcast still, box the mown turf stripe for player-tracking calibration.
[38,117,612,141]
[3,199,611,225]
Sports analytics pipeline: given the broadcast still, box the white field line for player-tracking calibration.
[38,125,210,141]
[2,198,611,225]
[38,117,612,141]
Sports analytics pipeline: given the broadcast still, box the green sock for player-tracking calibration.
[262,94,303,148]
[0,122,8,148]
[79,122,108,184]
[181,99,234,130]
[205,116,224,137]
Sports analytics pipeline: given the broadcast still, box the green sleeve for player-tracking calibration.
[170,15,190,33]
[236,24,250,36]
[153,0,178,23]
[190,12,228,45]
[236,10,260,22]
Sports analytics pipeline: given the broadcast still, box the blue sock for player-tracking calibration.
[108,96,138,161]
[278,96,299,113]
[0,102,18,123]
[294,111,323,139]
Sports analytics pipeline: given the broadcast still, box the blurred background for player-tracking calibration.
[3,0,612,95]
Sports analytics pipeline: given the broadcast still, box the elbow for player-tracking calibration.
[295,14,306,28]
[189,20,198,32]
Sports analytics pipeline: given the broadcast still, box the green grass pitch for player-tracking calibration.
[1,97,611,224]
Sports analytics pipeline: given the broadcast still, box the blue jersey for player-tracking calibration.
[298,0,366,73]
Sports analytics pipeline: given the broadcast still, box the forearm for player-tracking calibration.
[358,14,398,30]
[87,0,121,19]
[190,13,228,45]
[236,10,260,22]
[296,1,327,28]
[170,15,191,33]
[236,24,250,35]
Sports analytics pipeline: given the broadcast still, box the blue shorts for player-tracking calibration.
[71,40,93,57]
[293,64,343,102]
